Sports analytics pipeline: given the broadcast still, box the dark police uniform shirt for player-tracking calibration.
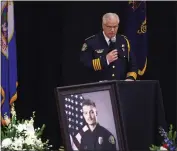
[79,124,116,151]
[80,31,138,81]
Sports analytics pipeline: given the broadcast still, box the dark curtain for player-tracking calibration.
[14,1,176,149]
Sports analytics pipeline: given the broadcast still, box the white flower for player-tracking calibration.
[1,106,52,151]
[160,146,168,150]
[11,137,24,150]
[29,117,34,125]
[24,135,35,145]
[35,138,43,148]
[2,138,12,148]
[11,106,16,116]
[26,123,35,136]
[17,123,27,132]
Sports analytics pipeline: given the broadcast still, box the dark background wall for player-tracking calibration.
[14,1,176,149]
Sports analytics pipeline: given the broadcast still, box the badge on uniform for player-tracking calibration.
[108,135,115,144]
[81,43,87,51]
[95,49,104,53]
[122,44,125,51]
[98,137,103,145]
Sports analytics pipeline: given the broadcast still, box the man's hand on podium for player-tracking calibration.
[99,79,136,82]
[59,146,65,151]
[99,80,108,82]
[125,79,134,81]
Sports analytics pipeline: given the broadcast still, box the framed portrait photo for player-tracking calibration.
[55,81,128,151]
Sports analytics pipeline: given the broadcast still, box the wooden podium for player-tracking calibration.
[55,80,166,151]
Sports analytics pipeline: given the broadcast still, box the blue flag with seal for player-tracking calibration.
[1,1,18,125]
[124,0,147,76]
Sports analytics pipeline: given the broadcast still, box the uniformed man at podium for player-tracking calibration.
[80,12,138,82]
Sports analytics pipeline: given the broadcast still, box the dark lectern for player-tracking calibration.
[55,80,166,151]
[116,80,166,150]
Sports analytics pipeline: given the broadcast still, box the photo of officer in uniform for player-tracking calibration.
[79,98,117,151]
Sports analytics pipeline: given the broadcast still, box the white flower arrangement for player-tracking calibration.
[1,104,52,151]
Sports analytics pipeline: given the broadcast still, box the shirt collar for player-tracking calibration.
[102,31,116,45]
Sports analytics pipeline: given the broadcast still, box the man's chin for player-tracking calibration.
[88,123,96,126]
[109,34,115,38]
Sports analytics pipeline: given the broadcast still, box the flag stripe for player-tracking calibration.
[10,82,18,105]
[69,135,79,150]
[1,86,5,105]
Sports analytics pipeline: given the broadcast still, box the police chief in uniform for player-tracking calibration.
[79,99,116,151]
[80,12,138,81]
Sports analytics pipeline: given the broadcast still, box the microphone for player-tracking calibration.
[110,37,127,59]
[111,37,116,43]
[110,37,116,50]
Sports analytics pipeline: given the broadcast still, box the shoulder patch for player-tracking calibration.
[85,35,95,41]
[81,43,87,51]
[108,135,115,144]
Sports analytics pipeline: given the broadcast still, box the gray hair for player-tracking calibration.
[102,13,120,24]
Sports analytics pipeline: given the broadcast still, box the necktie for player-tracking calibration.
[109,39,114,52]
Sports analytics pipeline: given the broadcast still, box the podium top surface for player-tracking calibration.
[56,80,159,90]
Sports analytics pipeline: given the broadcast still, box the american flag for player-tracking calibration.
[64,94,89,150]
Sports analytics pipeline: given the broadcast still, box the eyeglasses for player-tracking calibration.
[104,24,119,30]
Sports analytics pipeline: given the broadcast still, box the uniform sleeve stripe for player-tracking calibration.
[92,59,96,71]
[93,59,98,71]
[97,59,102,70]
[96,59,100,70]
[95,59,99,70]
[126,72,137,80]
[92,58,102,71]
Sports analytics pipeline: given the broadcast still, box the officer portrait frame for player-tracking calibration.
[55,80,129,151]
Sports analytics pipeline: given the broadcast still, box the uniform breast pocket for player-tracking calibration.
[118,47,127,58]
[94,49,105,58]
